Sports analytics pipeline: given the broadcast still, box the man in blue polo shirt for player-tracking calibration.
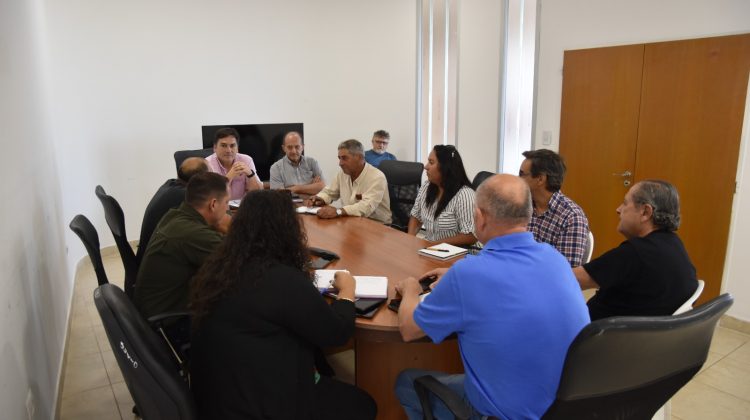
[394,174,589,419]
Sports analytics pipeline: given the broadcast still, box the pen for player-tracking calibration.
[426,247,449,252]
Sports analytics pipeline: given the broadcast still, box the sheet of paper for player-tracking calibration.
[314,270,387,298]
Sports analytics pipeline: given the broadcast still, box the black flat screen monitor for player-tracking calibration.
[201,123,304,181]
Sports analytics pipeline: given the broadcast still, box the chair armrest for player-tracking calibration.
[386,223,408,232]
[414,375,472,420]
[147,311,190,327]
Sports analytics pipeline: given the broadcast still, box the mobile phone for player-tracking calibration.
[387,298,402,312]
[419,275,437,293]
[355,298,385,315]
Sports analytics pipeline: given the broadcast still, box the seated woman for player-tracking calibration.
[189,190,376,420]
[408,145,477,247]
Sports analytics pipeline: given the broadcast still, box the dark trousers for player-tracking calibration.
[314,376,377,420]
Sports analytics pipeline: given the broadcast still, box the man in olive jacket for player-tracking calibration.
[135,172,230,319]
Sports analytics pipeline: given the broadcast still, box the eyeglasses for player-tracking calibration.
[373,140,389,145]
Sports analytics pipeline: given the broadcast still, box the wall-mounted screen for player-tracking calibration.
[201,123,304,181]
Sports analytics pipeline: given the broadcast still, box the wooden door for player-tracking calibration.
[560,33,750,304]
[635,34,750,304]
[559,44,644,258]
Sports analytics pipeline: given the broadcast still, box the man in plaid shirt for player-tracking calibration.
[519,149,590,266]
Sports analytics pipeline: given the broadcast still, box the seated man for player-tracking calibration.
[205,127,262,200]
[305,139,392,224]
[520,149,590,266]
[364,129,396,167]
[135,172,230,320]
[573,180,698,321]
[269,131,325,195]
[394,174,590,420]
[136,157,208,264]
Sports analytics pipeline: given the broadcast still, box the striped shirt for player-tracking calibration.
[528,191,589,267]
[411,183,475,242]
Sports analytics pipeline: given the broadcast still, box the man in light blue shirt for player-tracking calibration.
[269,131,325,195]
[364,129,396,167]
[394,174,590,419]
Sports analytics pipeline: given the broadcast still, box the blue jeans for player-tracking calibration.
[394,368,487,420]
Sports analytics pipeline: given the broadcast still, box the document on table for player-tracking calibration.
[296,206,321,214]
[314,270,388,298]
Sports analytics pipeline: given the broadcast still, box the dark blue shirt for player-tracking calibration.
[415,232,590,419]
[364,149,396,167]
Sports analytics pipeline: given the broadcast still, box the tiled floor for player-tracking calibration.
[59,252,750,419]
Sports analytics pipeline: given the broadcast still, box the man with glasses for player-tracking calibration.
[519,149,589,266]
[364,129,396,167]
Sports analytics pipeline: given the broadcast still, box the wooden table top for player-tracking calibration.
[300,215,457,335]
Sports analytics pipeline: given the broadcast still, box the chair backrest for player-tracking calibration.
[69,214,109,286]
[583,230,595,264]
[94,283,196,420]
[542,293,733,420]
[174,148,213,171]
[378,160,424,229]
[673,279,705,315]
[471,171,495,190]
[95,185,138,299]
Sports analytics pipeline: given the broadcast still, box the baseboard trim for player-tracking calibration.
[720,314,750,335]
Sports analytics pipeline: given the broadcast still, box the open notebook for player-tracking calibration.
[314,270,388,299]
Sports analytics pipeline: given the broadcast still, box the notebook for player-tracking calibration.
[314,270,388,298]
[418,243,468,260]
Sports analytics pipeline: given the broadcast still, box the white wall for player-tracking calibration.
[456,0,503,179]
[0,0,71,418]
[723,81,750,321]
[535,0,750,320]
[44,0,418,265]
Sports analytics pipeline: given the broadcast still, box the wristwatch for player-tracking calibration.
[336,208,343,217]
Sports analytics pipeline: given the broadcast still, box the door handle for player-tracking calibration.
[612,170,632,177]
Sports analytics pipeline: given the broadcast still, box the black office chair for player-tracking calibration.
[173,148,213,171]
[69,214,109,286]
[471,171,494,190]
[95,185,138,299]
[94,283,196,420]
[379,160,424,231]
[412,293,734,420]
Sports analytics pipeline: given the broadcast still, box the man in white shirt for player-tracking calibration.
[305,139,392,224]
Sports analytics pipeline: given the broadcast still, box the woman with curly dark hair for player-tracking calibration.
[408,145,477,246]
[189,190,376,420]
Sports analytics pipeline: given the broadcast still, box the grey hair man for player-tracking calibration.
[305,139,392,224]
[573,180,698,320]
[365,129,397,167]
[394,174,589,419]
[269,131,325,195]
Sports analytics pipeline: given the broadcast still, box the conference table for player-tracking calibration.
[300,214,465,420]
